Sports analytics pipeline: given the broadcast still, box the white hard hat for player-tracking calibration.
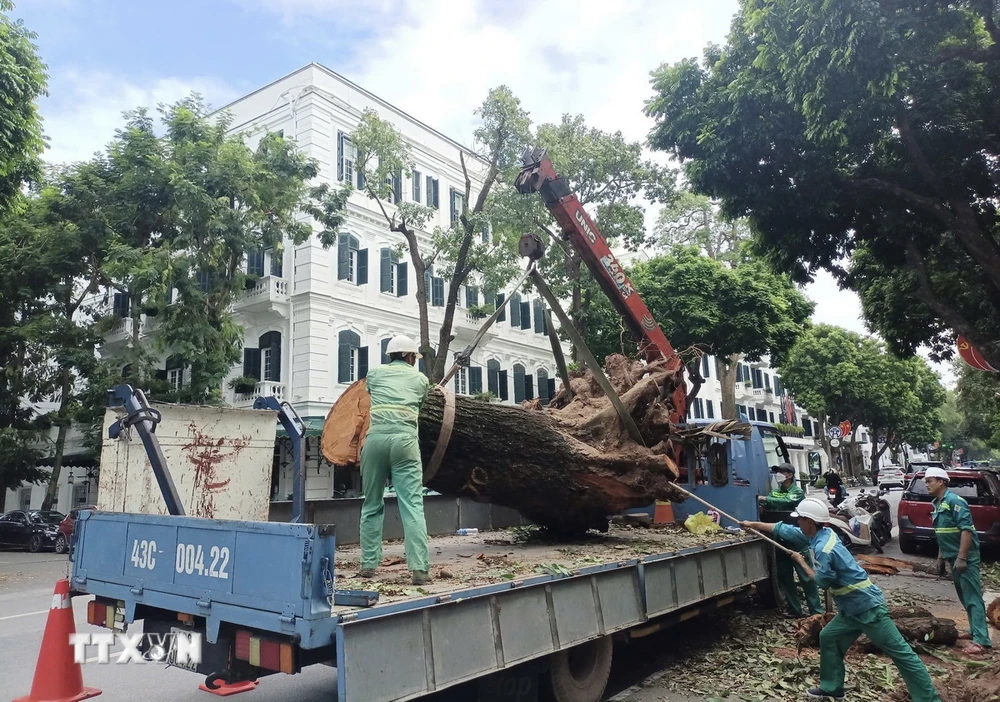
[791,497,831,523]
[385,335,421,358]
[924,467,950,482]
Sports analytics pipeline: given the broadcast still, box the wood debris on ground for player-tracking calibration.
[988,597,1000,630]
[794,607,958,649]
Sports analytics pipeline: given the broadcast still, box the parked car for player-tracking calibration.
[897,469,1000,555]
[56,505,95,555]
[0,510,66,552]
[904,461,946,484]
[877,464,907,490]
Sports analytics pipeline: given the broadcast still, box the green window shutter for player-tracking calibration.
[380,249,392,292]
[396,262,408,296]
[357,248,368,285]
[470,367,482,395]
[337,234,350,280]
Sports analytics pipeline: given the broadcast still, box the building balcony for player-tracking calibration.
[752,388,765,398]
[102,316,148,349]
[452,310,499,345]
[231,380,286,408]
[234,276,289,314]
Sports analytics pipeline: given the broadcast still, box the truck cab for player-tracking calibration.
[670,421,793,525]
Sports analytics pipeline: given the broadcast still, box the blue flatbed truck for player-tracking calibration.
[68,388,790,702]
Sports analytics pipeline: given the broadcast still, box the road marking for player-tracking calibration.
[0,609,48,621]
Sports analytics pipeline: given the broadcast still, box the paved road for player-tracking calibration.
[0,490,974,702]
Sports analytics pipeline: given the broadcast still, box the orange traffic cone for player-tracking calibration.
[14,579,101,702]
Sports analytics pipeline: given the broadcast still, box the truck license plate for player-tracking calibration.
[165,627,200,672]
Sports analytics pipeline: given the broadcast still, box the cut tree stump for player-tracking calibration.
[321,354,729,533]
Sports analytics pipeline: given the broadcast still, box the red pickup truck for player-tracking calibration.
[897,469,1000,555]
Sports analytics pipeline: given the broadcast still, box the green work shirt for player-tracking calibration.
[772,522,814,558]
[811,525,885,616]
[760,482,805,510]
[365,360,431,438]
[931,489,979,561]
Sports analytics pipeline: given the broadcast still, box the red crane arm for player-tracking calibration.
[514,148,688,425]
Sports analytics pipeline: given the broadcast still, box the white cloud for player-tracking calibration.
[39,69,238,165]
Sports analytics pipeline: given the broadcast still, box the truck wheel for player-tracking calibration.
[542,635,613,702]
[758,544,786,610]
[899,535,917,555]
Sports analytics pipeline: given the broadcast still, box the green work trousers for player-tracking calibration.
[359,433,430,573]
[775,551,824,616]
[818,605,940,702]
[947,556,993,648]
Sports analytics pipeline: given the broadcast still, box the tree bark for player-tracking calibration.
[720,354,739,420]
[41,368,73,511]
[417,390,684,533]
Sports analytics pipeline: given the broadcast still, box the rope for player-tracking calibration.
[424,386,455,483]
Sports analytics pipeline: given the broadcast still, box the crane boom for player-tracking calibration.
[514,147,689,429]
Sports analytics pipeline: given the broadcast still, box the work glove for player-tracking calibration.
[935,557,947,577]
[954,557,968,574]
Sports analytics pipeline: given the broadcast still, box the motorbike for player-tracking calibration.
[856,488,893,544]
[824,494,887,554]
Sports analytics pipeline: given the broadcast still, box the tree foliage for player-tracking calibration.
[0,0,46,215]
[645,0,1000,370]
[585,246,812,418]
[780,325,946,468]
[955,362,1000,451]
[350,87,529,381]
[652,190,750,265]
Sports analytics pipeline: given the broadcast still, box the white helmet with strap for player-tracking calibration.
[385,335,421,358]
[924,466,949,482]
[791,497,831,523]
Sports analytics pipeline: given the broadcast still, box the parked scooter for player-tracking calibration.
[824,494,886,554]
[856,488,893,544]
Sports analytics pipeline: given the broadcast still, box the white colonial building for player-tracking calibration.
[94,64,564,504]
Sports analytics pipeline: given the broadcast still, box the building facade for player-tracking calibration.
[686,354,825,481]
[94,64,564,504]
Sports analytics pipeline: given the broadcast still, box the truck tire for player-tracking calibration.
[542,635,613,702]
[758,544,786,611]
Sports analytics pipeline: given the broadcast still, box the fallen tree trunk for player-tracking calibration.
[322,354,729,533]
[795,608,958,649]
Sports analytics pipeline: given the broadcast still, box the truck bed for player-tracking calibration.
[332,524,750,609]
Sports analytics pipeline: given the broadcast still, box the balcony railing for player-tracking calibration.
[232,380,285,407]
[234,276,289,312]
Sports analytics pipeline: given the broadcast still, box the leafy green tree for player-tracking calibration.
[652,191,750,265]
[780,325,946,473]
[95,98,349,402]
[955,361,1000,451]
[938,386,999,463]
[586,247,813,418]
[350,87,529,381]
[0,0,46,215]
[645,0,1000,370]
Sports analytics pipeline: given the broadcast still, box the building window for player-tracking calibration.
[487,359,508,401]
[450,187,464,225]
[509,292,522,327]
[520,299,531,331]
[379,249,406,297]
[533,299,547,334]
[426,176,439,208]
[768,411,775,423]
[338,330,368,383]
[258,331,281,382]
[495,293,506,322]
[165,355,185,391]
[338,134,358,186]
[454,367,468,395]
[706,400,715,419]
[112,292,129,318]
[432,277,444,307]
[412,170,421,203]
[384,171,402,205]
[702,355,711,379]
[338,234,368,285]
[269,248,283,277]
[537,368,551,406]
[247,249,265,277]
[803,417,813,436]
[465,285,479,309]
[694,398,704,419]
[380,338,391,365]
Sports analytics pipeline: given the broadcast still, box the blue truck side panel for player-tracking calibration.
[71,511,339,646]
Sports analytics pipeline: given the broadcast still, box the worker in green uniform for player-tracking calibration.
[925,466,992,654]
[358,335,432,586]
[758,463,822,617]
[743,498,941,702]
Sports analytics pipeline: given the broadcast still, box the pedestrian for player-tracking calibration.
[743,498,941,702]
[358,335,433,586]
[924,466,993,654]
[757,463,823,617]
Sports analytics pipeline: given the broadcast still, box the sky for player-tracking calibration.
[11,0,952,384]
